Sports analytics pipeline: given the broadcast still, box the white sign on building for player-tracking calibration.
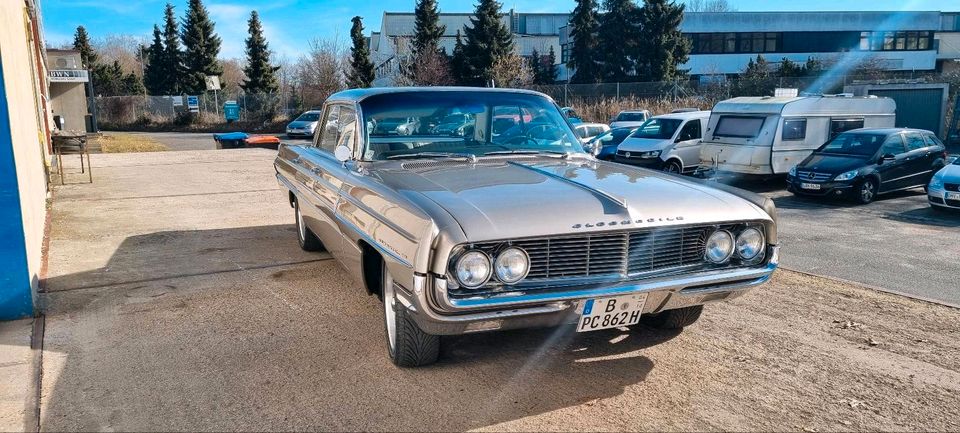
[48,69,89,83]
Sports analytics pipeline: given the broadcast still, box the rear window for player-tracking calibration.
[296,112,320,122]
[715,116,765,138]
[617,112,647,121]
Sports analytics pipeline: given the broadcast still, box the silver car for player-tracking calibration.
[275,87,779,367]
[286,110,321,139]
[928,156,960,211]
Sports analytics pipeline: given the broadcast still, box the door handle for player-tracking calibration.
[312,167,323,174]
[291,157,302,164]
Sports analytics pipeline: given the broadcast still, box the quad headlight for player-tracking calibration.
[454,251,492,289]
[494,247,530,284]
[735,227,765,261]
[705,230,735,263]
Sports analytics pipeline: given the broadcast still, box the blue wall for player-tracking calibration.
[0,53,35,320]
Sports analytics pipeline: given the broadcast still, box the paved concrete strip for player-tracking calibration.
[0,318,39,432]
[782,265,960,310]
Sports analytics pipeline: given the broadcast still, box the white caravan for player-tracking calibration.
[699,95,896,175]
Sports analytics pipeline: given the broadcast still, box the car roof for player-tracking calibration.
[576,123,608,128]
[651,110,711,120]
[617,110,650,114]
[845,127,935,135]
[326,86,553,103]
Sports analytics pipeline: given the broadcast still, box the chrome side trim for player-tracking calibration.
[432,246,779,311]
[337,189,417,242]
[335,213,414,269]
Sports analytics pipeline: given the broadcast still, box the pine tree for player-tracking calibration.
[543,46,559,84]
[778,57,803,77]
[143,25,167,94]
[241,11,280,94]
[636,0,689,81]
[568,0,602,84]
[411,0,445,58]
[597,0,639,82]
[528,48,543,84]
[347,16,375,88]
[460,0,514,86]
[450,30,469,85]
[732,54,775,96]
[72,26,98,69]
[161,3,183,94]
[181,0,222,94]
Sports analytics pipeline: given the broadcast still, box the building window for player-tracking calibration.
[690,32,780,54]
[859,31,933,52]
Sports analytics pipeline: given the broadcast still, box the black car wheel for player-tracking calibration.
[662,160,683,174]
[856,178,877,204]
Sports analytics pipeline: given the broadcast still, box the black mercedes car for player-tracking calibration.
[787,128,947,204]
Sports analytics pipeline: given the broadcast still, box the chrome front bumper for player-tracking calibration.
[395,246,780,335]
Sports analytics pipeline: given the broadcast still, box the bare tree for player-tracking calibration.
[684,0,737,12]
[219,58,246,95]
[490,51,533,88]
[387,37,452,86]
[292,37,346,109]
[95,34,147,77]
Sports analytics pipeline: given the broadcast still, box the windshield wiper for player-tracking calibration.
[482,149,570,159]
[386,152,478,162]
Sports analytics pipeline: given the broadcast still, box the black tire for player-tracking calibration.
[382,263,439,367]
[662,160,683,175]
[855,178,877,205]
[640,305,703,329]
[294,200,324,252]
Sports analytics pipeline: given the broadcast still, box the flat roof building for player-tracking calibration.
[370,9,960,83]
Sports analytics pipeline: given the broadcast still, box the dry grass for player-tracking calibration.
[569,95,722,124]
[94,133,169,153]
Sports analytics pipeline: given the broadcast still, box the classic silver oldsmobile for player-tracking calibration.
[275,88,779,367]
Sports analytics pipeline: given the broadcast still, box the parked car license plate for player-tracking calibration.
[801,183,821,190]
[577,294,647,332]
[947,192,960,200]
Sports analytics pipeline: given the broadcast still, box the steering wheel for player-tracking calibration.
[506,124,561,146]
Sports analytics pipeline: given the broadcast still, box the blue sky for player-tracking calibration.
[41,0,952,60]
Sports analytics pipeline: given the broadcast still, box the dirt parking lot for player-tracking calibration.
[38,149,960,431]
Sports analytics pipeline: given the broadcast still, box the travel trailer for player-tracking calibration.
[699,95,896,176]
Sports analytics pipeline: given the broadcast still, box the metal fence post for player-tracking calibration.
[617,82,620,99]
[563,84,568,106]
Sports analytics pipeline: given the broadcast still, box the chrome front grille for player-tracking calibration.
[796,171,832,182]
[469,225,713,284]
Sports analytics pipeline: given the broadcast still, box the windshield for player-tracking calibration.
[616,112,646,121]
[359,92,583,161]
[295,112,320,122]
[630,118,682,140]
[818,133,887,156]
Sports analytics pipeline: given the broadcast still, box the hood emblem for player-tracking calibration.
[807,171,816,180]
[625,152,632,158]
[572,216,684,229]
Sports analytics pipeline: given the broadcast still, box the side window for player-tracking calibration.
[337,106,358,151]
[923,133,944,147]
[879,134,907,156]
[677,120,701,141]
[316,105,340,153]
[782,119,807,140]
[830,118,864,139]
[904,132,926,151]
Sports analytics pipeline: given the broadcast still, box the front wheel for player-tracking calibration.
[855,178,877,205]
[639,305,703,329]
[662,160,683,174]
[383,263,440,367]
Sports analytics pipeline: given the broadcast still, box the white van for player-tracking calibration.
[615,111,711,174]
[698,96,896,176]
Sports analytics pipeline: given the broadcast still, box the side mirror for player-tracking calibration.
[334,145,352,162]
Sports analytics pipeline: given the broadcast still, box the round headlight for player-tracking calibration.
[705,230,735,264]
[494,247,529,284]
[455,251,492,289]
[736,227,765,261]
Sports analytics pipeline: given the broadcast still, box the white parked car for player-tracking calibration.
[615,111,711,174]
[609,110,651,129]
[928,156,960,211]
[574,123,611,144]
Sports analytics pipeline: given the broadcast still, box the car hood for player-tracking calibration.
[287,121,316,129]
[799,153,869,174]
[617,137,670,152]
[373,157,770,242]
[936,163,960,180]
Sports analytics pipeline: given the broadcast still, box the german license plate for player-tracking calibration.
[577,294,647,332]
[801,182,821,190]
[947,192,960,200]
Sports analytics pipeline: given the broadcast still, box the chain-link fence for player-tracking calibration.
[93,90,303,129]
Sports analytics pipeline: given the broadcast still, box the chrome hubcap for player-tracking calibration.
[861,183,874,201]
[296,204,306,242]
[384,269,397,351]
